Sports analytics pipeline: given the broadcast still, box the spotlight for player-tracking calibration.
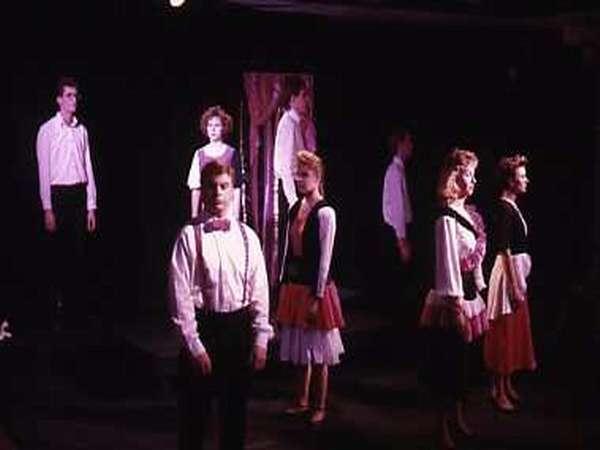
[169,0,186,7]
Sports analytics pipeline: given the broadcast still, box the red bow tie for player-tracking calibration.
[204,218,231,232]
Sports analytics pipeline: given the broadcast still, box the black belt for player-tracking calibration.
[195,305,252,322]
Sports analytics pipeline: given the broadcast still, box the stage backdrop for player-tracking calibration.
[242,73,315,287]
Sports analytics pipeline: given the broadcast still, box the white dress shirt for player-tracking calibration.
[36,112,97,211]
[169,214,273,357]
[274,109,313,206]
[382,155,412,240]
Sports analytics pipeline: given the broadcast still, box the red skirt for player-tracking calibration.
[276,282,345,331]
[484,298,537,375]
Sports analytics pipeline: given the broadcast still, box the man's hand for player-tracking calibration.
[397,238,412,264]
[253,345,267,371]
[44,210,57,233]
[87,210,97,233]
[195,351,213,376]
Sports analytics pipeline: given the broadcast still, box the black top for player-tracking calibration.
[494,199,528,255]
[282,199,332,294]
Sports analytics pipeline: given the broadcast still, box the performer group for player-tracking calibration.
[23,75,537,450]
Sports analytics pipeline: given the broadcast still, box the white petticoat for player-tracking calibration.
[278,325,345,366]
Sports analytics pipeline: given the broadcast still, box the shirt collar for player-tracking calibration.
[55,112,78,129]
[201,209,235,222]
[393,155,405,170]
[287,108,301,123]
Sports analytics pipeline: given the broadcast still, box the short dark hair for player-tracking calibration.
[200,161,235,189]
[56,76,78,97]
[281,75,306,109]
[387,126,412,156]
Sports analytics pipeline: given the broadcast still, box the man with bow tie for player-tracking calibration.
[169,161,273,450]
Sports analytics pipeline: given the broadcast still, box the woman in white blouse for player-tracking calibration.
[419,148,488,449]
[275,151,345,425]
[187,105,242,219]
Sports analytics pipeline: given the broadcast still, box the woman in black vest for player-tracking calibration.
[419,149,488,449]
[276,150,345,425]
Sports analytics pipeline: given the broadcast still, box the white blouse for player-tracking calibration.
[434,205,486,298]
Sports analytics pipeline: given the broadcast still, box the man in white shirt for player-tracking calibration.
[169,161,272,450]
[273,75,316,208]
[273,76,317,281]
[382,127,414,264]
[36,76,98,329]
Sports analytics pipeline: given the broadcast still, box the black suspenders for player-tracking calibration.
[194,221,250,306]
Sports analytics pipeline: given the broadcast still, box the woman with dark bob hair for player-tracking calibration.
[186,105,242,219]
[419,148,488,449]
[484,154,536,412]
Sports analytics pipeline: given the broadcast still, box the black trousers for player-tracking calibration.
[44,184,88,326]
[178,307,254,450]
[379,223,419,322]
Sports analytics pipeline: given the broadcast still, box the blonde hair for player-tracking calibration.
[296,150,325,195]
[437,148,478,205]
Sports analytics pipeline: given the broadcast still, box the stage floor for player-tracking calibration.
[1,292,598,450]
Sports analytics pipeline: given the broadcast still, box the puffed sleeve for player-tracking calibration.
[434,216,463,298]
[187,149,201,190]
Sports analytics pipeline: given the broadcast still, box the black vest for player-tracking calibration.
[283,199,332,293]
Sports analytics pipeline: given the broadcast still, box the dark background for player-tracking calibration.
[4,0,598,339]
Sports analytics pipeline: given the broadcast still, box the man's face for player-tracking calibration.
[203,173,234,216]
[399,133,414,161]
[290,89,308,116]
[56,86,78,116]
